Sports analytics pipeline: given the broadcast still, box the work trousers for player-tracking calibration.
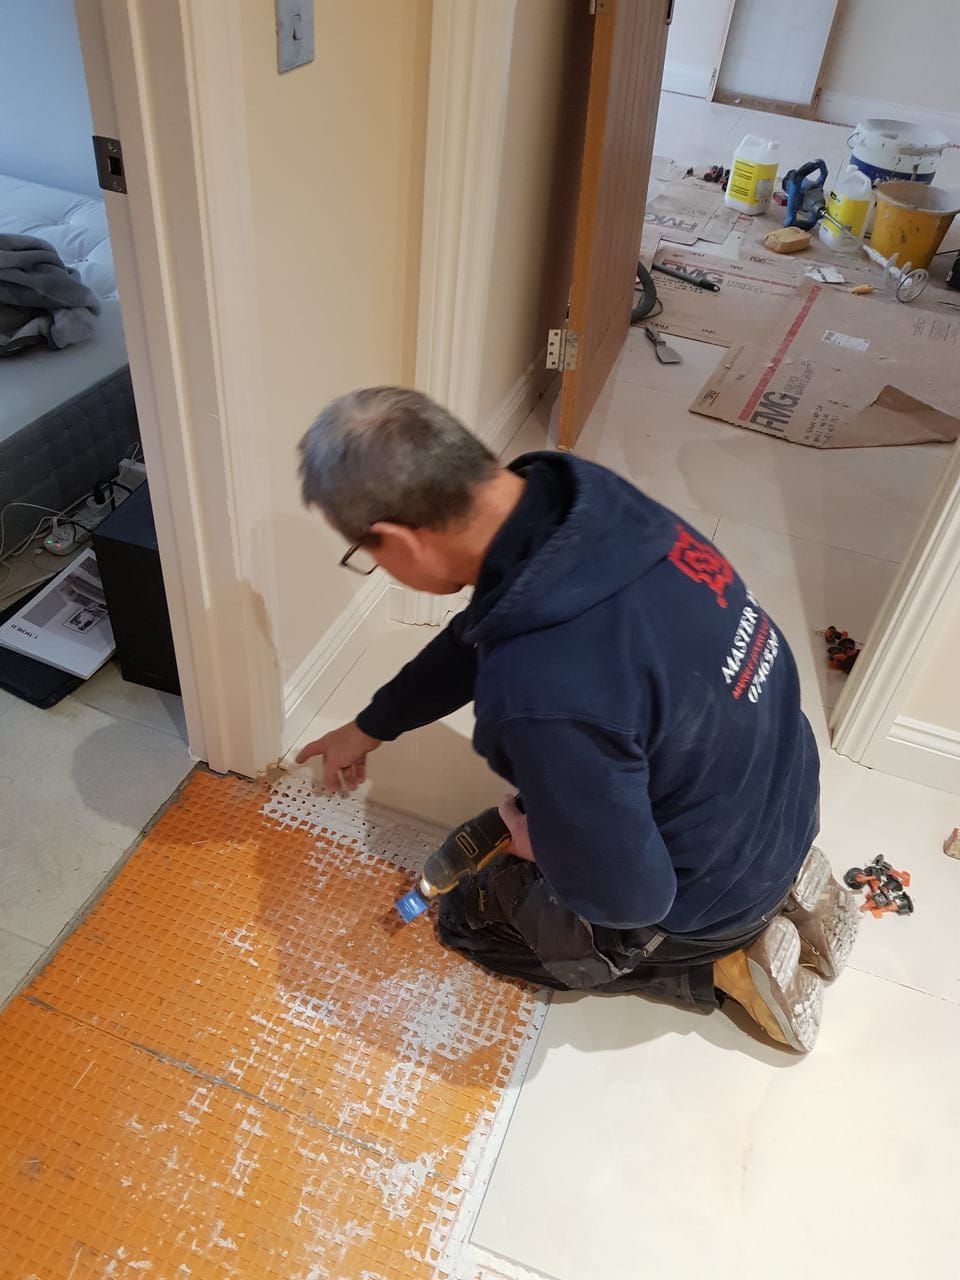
[437,855,786,1011]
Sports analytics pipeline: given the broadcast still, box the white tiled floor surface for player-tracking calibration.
[289,94,960,1278]
[0,663,191,1004]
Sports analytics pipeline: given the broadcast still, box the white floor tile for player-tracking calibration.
[713,517,899,711]
[0,698,193,946]
[576,374,945,566]
[814,717,960,1004]
[71,659,187,740]
[612,325,726,397]
[474,968,958,1280]
[674,503,720,541]
[654,94,746,174]
[501,387,721,539]
[0,928,44,1007]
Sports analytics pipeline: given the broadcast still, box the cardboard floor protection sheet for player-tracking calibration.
[692,284,960,448]
[644,163,740,248]
[650,245,804,346]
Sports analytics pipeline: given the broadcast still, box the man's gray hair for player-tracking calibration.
[299,387,497,542]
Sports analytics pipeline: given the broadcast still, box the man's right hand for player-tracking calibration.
[295,721,381,792]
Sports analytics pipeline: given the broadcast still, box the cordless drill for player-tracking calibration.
[394,804,517,922]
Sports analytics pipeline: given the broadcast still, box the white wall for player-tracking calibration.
[899,581,960,730]
[818,0,960,140]
[238,0,432,686]
[0,0,99,196]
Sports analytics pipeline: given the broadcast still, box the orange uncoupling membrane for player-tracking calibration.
[0,771,545,1278]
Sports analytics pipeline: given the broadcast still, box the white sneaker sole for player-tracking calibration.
[785,846,861,981]
[790,844,831,911]
[746,917,824,1053]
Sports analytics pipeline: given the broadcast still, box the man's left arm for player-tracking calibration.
[356,608,477,742]
[493,716,677,930]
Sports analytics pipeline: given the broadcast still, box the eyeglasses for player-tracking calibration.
[339,539,379,575]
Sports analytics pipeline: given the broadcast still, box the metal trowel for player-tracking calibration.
[644,324,682,364]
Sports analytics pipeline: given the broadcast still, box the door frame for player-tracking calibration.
[415,0,517,431]
[403,0,518,626]
[831,438,960,786]
[75,0,281,776]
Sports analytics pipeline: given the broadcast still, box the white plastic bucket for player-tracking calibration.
[848,119,949,187]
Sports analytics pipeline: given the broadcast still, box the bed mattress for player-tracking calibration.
[0,175,137,546]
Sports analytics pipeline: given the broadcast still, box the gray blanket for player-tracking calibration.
[0,234,101,355]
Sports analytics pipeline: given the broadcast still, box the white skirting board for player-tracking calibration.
[817,91,960,147]
[480,349,552,457]
[281,573,394,751]
[662,61,716,100]
[862,716,960,796]
[279,357,549,752]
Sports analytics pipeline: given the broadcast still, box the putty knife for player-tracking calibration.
[644,325,682,364]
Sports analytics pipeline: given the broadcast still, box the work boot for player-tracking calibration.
[714,916,823,1053]
[782,845,860,982]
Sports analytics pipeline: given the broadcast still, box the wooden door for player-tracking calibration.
[557,0,671,450]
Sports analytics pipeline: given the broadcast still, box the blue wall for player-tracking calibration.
[0,0,100,197]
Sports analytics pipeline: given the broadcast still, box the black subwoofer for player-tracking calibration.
[93,481,181,695]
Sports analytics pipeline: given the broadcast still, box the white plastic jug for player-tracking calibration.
[724,135,780,215]
[819,167,874,251]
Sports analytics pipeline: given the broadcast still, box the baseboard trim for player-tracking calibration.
[865,715,960,795]
[713,88,817,119]
[817,91,960,147]
[662,62,715,101]
[388,585,469,626]
[281,573,393,749]
[478,350,553,457]
[889,716,960,757]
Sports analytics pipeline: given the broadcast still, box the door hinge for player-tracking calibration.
[92,136,127,194]
[546,328,579,371]
[589,0,611,13]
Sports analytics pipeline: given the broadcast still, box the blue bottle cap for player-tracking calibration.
[395,888,430,922]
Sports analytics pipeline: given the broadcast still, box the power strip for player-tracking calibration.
[40,468,146,557]
[44,520,91,556]
[83,493,114,525]
[118,458,147,489]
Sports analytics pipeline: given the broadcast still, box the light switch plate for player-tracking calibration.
[275,0,314,74]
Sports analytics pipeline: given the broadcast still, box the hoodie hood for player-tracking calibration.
[463,452,678,645]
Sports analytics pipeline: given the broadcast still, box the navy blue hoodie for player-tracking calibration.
[357,452,819,937]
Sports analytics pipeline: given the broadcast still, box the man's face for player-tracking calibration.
[369,534,465,594]
[331,516,465,595]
